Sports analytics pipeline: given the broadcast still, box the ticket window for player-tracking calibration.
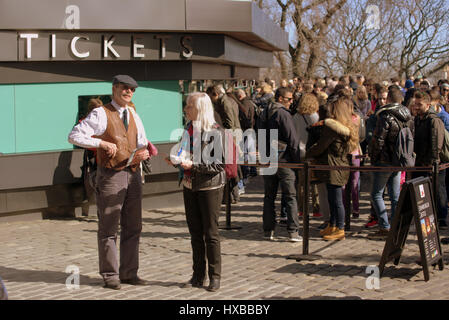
[77,94,111,123]
[73,95,111,149]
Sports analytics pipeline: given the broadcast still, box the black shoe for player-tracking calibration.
[264,230,274,241]
[120,277,150,286]
[207,279,220,292]
[181,277,204,288]
[104,279,121,290]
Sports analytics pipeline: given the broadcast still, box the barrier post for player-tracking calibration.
[219,180,242,230]
[432,161,439,221]
[344,154,353,231]
[288,161,321,261]
[303,161,310,255]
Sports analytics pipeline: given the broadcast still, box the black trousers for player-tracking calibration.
[183,186,224,281]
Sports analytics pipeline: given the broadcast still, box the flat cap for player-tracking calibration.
[112,75,139,88]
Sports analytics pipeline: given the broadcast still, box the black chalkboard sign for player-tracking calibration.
[379,177,444,281]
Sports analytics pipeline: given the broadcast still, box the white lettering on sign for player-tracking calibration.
[20,33,38,59]
[133,37,145,58]
[50,34,56,58]
[103,36,120,58]
[418,202,430,213]
[419,184,425,198]
[15,33,194,60]
[65,5,80,29]
[181,36,193,58]
[154,35,172,59]
[70,36,90,58]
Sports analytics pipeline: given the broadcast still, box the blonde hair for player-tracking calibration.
[298,93,319,115]
[356,86,368,100]
[327,98,358,152]
[261,83,273,94]
[87,98,103,113]
[186,92,217,131]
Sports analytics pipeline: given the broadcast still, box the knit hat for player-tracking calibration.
[405,79,414,89]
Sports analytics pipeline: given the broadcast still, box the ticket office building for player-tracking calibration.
[0,0,287,220]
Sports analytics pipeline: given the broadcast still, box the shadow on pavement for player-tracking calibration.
[0,266,102,286]
[272,263,421,280]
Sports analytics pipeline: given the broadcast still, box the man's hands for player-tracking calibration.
[100,141,117,158]
[129,149,150,166]
[100,141,150,166]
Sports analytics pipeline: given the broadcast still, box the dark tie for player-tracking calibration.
[123,109,128,131]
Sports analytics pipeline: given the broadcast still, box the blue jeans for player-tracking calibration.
[263,167,300,233]
[370,170,401,230]
[327,184,345,229]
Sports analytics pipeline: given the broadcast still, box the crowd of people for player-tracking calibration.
[216,74,449,242]
[68,73,449,293]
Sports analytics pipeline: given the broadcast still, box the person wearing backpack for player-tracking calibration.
[260,87,302,242]
[411,91,448,230]
[368,88,413,239]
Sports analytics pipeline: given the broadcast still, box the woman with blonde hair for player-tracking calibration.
[165,92,226,292]
[306,97,358,240]
[353,85,371,118]
[252,83,274,110]
[293,93,324,219]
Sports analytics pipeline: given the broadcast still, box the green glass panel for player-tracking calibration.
[14,82,111,153]
[133,81,183,143]
[0,85,16,154]
[13,81,182,154]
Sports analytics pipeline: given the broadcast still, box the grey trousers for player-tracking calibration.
[95,166,142,283]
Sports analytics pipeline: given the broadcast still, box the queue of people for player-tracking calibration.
[68,73,449,292]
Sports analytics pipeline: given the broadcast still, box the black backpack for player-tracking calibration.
[353,105,366,143]
[390,115,415,167]
[237,101,255,131]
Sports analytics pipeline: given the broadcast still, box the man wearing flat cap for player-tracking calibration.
[69,75,150,290]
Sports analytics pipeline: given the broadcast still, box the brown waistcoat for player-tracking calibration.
[96,103,138,171]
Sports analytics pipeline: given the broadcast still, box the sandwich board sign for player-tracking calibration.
[379,177,444,281]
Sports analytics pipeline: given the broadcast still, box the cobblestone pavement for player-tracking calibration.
[1,175,449,300]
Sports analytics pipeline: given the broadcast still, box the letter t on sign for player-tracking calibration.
[20,34,38,59]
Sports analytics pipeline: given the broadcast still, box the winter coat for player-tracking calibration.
[433,104,449,132]
[306,118,351,186]
[214,94,241,130]
[252,92,274,110]
[258,101,301,163]
[414,110,445,166]
[368,103,413,165]
[292,112,320,159]
[177,123,226,191]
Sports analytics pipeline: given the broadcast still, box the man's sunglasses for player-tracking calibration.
[119,84,136,92]
[282,96,294,102]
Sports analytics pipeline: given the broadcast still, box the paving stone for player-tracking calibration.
[1,176,449,300]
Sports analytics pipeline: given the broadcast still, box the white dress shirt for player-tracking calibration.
[68,100,148,149]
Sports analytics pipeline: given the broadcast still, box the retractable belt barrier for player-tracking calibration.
[236,159,449,261]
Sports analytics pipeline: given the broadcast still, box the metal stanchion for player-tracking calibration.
[344,154,353,231]
[288,161,322,261]
[219,180,242,230]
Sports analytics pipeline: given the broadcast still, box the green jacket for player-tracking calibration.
[214,94,241,130]
[305,118,351,186]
